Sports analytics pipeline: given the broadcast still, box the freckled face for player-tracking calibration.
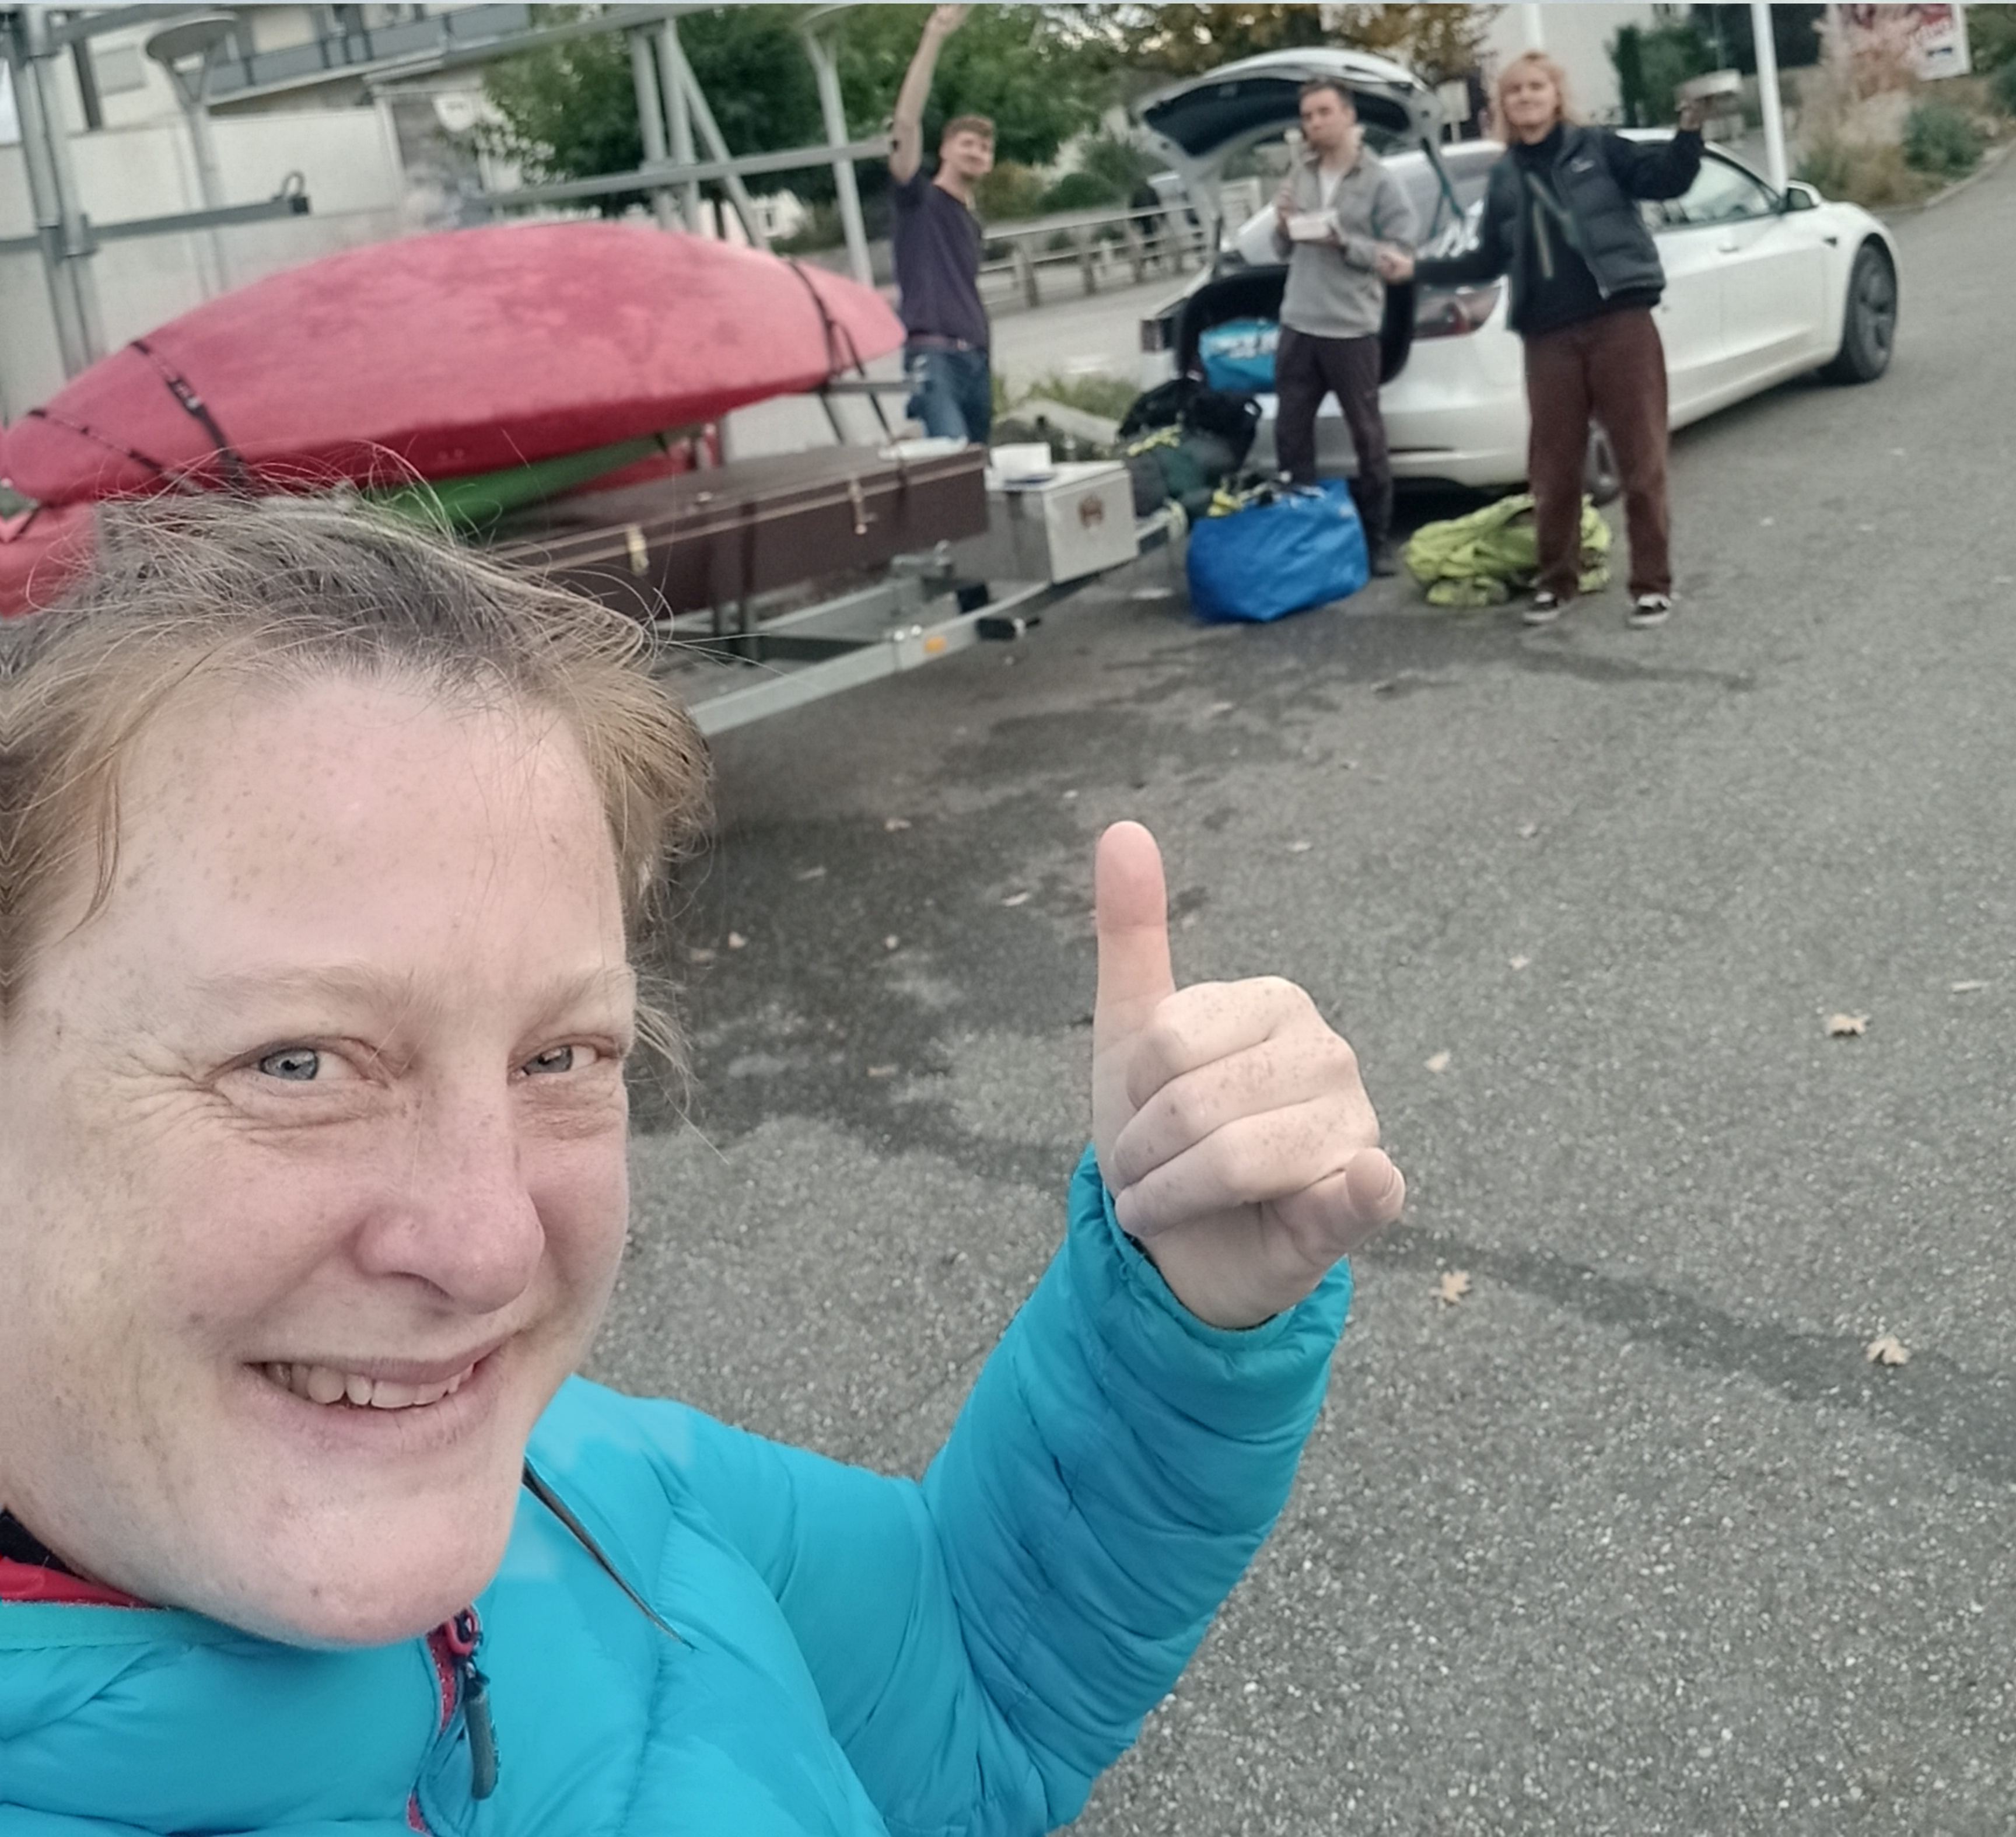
[0,677,636,1646]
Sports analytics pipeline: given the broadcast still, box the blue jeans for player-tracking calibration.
[905,344,993,445]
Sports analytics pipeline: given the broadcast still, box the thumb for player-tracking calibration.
[1093,821,1177,1054]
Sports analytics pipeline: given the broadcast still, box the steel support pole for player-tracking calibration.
[177,54,231,295]
[654,24,769,250]
[656,19,701,230]
[1751,0,1789,191]
[804,27,871,286]
[627,27,676,229]
[8,10,102,374]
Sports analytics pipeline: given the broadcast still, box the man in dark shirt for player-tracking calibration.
[889,4,995,444]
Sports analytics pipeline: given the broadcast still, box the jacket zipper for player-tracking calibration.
[417,1607,499,1824]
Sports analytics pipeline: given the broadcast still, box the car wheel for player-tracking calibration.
[1584,425,1622,507]
[1821,242,1898,384]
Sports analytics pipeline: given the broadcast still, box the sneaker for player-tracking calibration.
[1522,590,1565,627]
[1629,593,1673,628]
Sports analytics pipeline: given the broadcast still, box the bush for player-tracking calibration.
[776,201,844,256]
[1994,58,2016,120]
[975,162,1048,221]
[1903,100,1984,176]
[1042,169,1122,212]
[1797,136,1940,209]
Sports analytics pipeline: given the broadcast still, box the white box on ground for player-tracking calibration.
[957,461,1138,586]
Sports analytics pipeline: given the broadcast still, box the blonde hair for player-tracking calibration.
[1493,50,1576,132]
[0,495,711,1065]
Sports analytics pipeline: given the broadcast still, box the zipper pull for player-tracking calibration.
[447,1609,500,1801]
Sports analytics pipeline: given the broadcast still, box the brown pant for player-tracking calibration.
[1523,307,1672,600]
[1273,327,1392,549]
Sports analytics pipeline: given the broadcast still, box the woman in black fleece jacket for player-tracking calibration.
[1408,53,1706,627]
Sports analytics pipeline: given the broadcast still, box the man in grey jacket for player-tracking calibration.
[1270,78,1418,573]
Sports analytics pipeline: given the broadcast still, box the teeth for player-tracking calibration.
[265,1361,475,1410]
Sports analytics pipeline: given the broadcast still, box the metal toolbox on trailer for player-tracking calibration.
[955,461,1138,587]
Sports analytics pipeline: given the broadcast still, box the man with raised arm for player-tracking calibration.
[888,4,996,444]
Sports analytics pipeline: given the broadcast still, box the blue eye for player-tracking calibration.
[525,1046,576,1076]
[258,1048,321,1082]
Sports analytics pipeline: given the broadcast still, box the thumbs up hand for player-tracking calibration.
[1091,823,1404,1331]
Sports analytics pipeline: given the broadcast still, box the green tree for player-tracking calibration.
[1104,3,1496,83]
[1970,2,2016,75]
[480,4,1112,208]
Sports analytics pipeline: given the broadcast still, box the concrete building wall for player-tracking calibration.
[1,104,407,415]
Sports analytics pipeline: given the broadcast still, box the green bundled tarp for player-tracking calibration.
[1403,492,1611,607]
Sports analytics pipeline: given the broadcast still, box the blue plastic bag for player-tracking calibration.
[1198,318,1279,394]
[1186,481,1368,623]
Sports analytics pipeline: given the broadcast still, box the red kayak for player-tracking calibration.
[0,222,902,509]
[0,501,95,618]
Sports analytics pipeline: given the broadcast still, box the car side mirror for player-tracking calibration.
[1782,181,1822,212]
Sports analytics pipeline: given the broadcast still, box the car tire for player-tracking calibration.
[1820,242,1898,385]
[1584,425,1622,507]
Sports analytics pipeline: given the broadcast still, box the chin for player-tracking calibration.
[233,1525,514,1649]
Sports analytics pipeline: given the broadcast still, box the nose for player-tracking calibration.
[353,1080,545,1313]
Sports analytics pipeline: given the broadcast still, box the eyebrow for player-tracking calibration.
[191,962,638,1029]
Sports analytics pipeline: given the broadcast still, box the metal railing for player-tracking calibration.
[975,203,1212,310]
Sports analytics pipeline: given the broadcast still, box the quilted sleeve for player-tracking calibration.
[646,1146,1353,1836]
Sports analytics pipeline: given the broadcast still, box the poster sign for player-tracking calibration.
[1840,4,1973,81]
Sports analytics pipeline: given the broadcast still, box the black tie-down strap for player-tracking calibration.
[130,337,254,492]
[786,257,894,443]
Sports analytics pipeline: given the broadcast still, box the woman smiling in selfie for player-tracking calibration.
[0,499,1404,1832]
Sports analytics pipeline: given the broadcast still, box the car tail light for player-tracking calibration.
[1415,282,1503,338]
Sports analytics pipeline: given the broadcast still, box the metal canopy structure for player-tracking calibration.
[0,5,314,380]
[3,2,894,385]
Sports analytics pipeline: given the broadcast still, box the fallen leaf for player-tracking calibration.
[1062,789,1079,800]
[883,817,912,832]
[687,946,717,965]
[1759,516,1776,527]
[794,866,827,881]
[1508,954,1531,971]
[1436,1270,1472,1306]
[1287,839,1313,854]
[1208,701,1237,716]
[1825,1013,1868,1037]
[727,931,748,951]
[1950,979,1988,993]
[1370,678,1396,695]
[1424,1050,1452,1073]
[866,1065,898,1080]
[1002,891,1032,908]
[1179,911,1200,930]
[883,935,900,951]
[1517,821,1539,839]
[1866,1333,1910,1367]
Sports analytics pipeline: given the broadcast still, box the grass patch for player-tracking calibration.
[1013,370,1136,422]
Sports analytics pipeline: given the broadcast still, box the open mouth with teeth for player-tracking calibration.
[260,1363,478,1411]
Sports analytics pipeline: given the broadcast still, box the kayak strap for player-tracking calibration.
[23,404,179,487]
[130,338,253,492]
[785,258,893,444]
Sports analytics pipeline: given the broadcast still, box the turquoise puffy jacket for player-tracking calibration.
[0,1153,1352,1834]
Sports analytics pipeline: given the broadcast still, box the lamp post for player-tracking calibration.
[144,11,238,296]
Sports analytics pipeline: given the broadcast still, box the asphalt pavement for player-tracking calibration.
[588,158,2016,1835]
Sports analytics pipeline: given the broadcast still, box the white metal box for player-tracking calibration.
[957,461,1138,586]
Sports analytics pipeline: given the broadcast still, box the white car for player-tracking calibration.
[1135,51,1902,496]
